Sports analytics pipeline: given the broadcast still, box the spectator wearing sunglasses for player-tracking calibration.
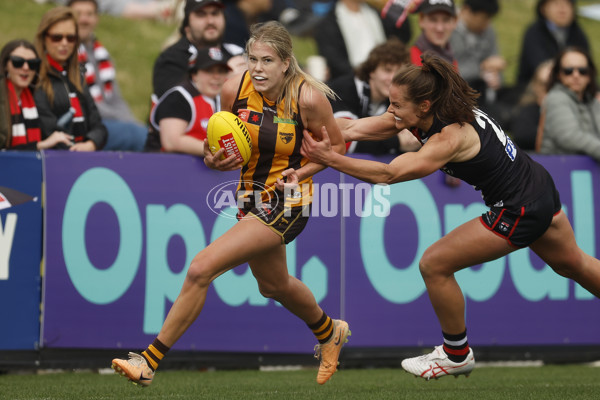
[538,47,600,161]
[1,39,74,150]
[69,0,149,151]
[33,6,107,151]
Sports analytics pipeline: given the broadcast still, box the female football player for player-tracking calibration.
[112,21,348,386]
[301,53,600,380]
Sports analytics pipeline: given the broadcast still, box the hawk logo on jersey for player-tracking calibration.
[279,131,294,144]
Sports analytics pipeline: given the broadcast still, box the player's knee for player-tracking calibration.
[419,259,437,281]
[257,283,279,299]
[257,285,276,299]
[419,248,440,279]
[185,255,217,287]
[549,251,585,279]
[419,247,453,280]
[256,279,288,300]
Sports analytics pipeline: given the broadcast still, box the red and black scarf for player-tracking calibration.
[6,79,41,148]
[78,39,115,103]
[47,54,86,140]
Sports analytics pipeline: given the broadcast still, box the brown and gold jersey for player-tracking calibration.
[232,71,313,207]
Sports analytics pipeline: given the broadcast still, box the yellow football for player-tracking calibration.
[207,111,253,166]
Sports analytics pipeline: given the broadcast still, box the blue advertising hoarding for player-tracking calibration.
[344,156,600,347]
[42,151,341,352]
[0,151,42,350]
[40,151,600,352]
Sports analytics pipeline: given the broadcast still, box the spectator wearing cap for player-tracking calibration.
[411,0,462,187]
[411,0,458,68]
[516,0,590,87]
[145,47,230,155]
[151,0,244,101]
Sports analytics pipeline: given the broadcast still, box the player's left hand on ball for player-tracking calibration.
[203,139,242,171]
[276,168,299,192]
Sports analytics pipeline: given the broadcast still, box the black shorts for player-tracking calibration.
[237,199,310,244]
[480,182,562,248]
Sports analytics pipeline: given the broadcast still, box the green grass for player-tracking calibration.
[2,0,600,122]
[1,365,600,400]
[2,6,599,399]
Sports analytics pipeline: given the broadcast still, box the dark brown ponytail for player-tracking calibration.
[392,53,479,125]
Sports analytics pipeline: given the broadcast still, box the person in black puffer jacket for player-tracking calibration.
[34,6,107,151]
[516,0,590,88]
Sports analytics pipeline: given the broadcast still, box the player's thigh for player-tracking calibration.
[529,211,583,268]
[422,218,515,275]
[193,216,282,278]
[248,245,289,292]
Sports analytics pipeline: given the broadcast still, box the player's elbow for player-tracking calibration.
[382,172,398,186]
[371,166,397,185]
[381,164,419,185]
[333,141,346,156]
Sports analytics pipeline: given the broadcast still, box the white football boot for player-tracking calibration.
[401,345,475,380]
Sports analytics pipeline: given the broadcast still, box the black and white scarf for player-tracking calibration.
[78,38,115,102]
[7,79,41,148]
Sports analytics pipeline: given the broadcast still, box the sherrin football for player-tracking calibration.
[207,111,253,166]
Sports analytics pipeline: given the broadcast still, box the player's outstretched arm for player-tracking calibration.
[337,113,401,142]
[302,124,459,185]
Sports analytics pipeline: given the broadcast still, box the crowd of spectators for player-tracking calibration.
[1,0,598,162]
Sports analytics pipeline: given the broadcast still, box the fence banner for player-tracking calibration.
[0,152,42,350]
[42,151,341,352]
[41,151,600,352]
[344,155,600,347]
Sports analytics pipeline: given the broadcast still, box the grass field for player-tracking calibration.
[1,4,600,399]
[1,365,599,400]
